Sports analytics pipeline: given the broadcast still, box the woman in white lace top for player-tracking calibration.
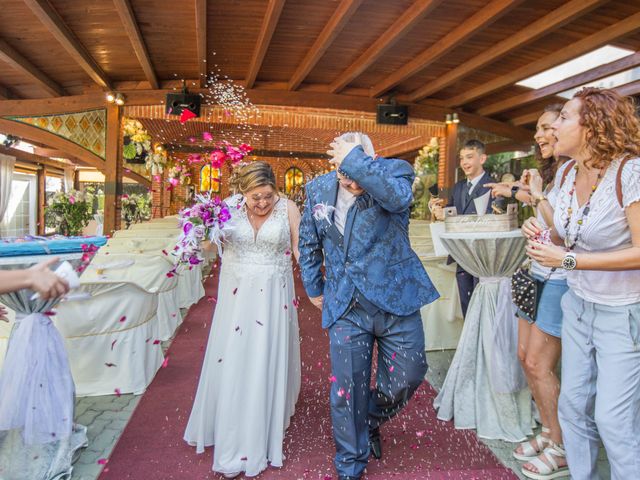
[525,87,640,480]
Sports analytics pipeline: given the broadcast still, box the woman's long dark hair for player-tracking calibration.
[534,103,564,185]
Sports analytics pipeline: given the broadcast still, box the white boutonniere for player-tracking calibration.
[312,202,336,225]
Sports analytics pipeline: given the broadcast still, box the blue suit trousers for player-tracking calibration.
[328,301,428,477]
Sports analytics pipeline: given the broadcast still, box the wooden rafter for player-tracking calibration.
[485,140,532,154]
[22,0,112,90]
[478,51,640,116]
[0,83,11,100]
[0,38,66,97]
[613,78,640,97]
[407,0,606,102]
[287,0,364,91]
[377,135,431,157]
[510,111,542,126]
[195,0,207,88]
[245,0,286,89]
[0,144,69,171]
[0,89,533,142]
[445,12,640,107]
[329,0,443,94]
[113,0,159,89]
[369,0,522,99]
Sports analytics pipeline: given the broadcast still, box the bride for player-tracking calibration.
[184,161,301,478]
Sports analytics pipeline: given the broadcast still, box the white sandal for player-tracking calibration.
[513,426,551,461]
[522,442,570,479]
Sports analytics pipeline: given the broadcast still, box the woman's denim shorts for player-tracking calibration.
[516,273,568,338]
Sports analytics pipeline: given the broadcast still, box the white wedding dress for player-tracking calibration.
[184,196,301,477]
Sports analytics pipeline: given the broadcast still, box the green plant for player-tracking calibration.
[45,189,95,236]
[121,193,152,229]
[414,138,439,176]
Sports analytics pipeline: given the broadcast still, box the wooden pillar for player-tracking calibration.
[103,104,123,235]
[438,122,458,197]
[36,165,46,235]
[73,169,80,190]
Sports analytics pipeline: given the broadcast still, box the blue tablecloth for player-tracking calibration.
[0,236,107,257]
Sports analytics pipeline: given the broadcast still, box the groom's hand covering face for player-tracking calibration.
[337,171,364,196]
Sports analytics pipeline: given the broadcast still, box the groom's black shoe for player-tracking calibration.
[369,426,382,460]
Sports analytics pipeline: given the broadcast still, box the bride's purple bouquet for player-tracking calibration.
[170,192,232,274]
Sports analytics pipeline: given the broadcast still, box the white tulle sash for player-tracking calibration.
[0,312,74,445]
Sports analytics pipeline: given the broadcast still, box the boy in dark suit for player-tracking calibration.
[429,139,493,317]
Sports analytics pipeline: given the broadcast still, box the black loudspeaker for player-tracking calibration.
[376,103,408,125]
[165,92,201,117]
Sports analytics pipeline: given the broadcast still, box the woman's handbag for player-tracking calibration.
[511,260,547,322]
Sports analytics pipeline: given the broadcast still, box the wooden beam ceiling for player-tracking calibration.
[0,87,533,142]
[0,38,66,97]
[245,0,286,89]
[22,0,112,90]
[329,0,443,94]
[287,0,364,91]
[477,51,640,116]
[445,11,640,107]
[0,83,12,100]
[113,0,159,90]
[369,0,522,99]
[407,0,606,102]
[195,0,207,88]
[510,111,540,126]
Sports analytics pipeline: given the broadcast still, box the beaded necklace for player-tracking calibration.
[563,164,604,251]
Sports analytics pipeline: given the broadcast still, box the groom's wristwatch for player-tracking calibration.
[510,185,520,198]
[562,252,577,271]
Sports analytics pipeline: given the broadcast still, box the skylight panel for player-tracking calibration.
[516,45,634,90]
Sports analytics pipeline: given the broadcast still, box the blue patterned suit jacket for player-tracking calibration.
[299,146,440,329]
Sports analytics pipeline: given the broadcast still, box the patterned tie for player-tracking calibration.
[464,181,472,202]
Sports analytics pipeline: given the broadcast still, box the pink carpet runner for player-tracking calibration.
[99,267,517,479]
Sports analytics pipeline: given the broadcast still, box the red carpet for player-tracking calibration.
[100,266,517,479]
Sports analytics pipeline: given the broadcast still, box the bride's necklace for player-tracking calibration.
[563,164,604,250]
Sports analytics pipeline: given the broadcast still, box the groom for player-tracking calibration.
[299,133,439,480]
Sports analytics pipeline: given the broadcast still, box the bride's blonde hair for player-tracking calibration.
[229,161,277,194]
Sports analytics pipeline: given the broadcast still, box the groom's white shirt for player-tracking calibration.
[334,185,357,235]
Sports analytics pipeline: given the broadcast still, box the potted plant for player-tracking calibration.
[121,193,152,229]
[45,189,95,236]
[123,119,152,164]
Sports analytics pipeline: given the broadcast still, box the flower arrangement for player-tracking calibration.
[121,193,152,229]
[170,192,232,273]
[185,135,253,169]
[146,147,168,175]
[45,189,95,236]
[123,119,152,164]
[167,159,194,188]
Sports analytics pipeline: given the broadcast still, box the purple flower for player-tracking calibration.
[183,221,193,235]
[218,207,231,223]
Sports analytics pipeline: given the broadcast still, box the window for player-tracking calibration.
[284,167,304,195]
[0,173,37,237]
[200,165,221,193]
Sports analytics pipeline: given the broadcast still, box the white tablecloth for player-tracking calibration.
[420,255,464,351]
[53,255,180,396]
[433,230,533,442]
